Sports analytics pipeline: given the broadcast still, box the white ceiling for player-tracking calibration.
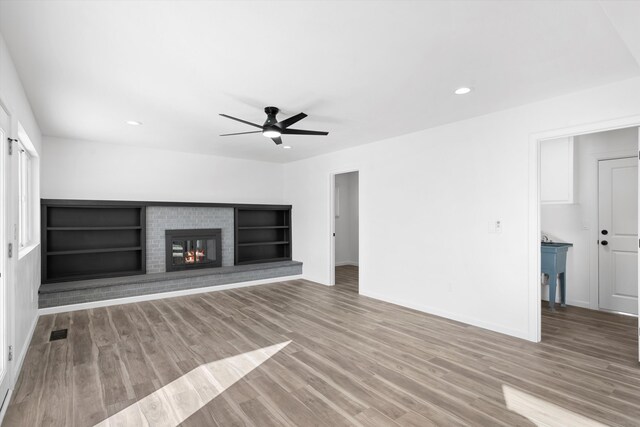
[1,1,639,163]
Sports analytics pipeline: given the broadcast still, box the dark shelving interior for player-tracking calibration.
[42,204,146,283]
[47,226,142,231]
[47,250,143,280]
[236,227,288,245]
[47,229,141,252]
[237,241,289,247]
[237,209,289,227]
[236,244,290,265]
[47,207,141,227]
[237,225,289,230]
[235,208,291,265]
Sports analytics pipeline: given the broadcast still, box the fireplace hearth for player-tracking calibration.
[165,229,222,272]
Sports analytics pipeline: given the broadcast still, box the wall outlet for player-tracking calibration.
[488,220,502,233]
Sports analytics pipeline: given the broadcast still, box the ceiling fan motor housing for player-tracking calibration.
[264,106,280,129]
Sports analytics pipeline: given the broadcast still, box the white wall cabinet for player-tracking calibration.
[541,136,576,204]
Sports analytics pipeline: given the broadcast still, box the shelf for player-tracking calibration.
[235,207,291,266]
[42,203,146,283]
[47,247,142,256]
[236,209,289,228]
[236,257,291,265]
[46,206,142,228]
[237,241,289,247]
[47,226,142,231]
[238,226,290,230]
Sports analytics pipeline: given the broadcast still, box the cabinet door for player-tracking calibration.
[541,136,575,204]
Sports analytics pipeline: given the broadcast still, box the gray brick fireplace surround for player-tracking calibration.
[146,206,235,272]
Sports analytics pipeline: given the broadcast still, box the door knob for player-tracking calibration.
[601,229,608,235]
[601,240,608,246]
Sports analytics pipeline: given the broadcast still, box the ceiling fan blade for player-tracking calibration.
[219,131,262,136]
[276,112,307,129]
[281,129,329,136]
[219,114,263,129]
[272,137,283,145]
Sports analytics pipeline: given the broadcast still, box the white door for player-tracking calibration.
[0,106,11,413]
[598,157,638,315]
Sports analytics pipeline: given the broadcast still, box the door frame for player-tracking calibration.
[528,115,640,346]
[0,98,13,417]
[329,168,359,287]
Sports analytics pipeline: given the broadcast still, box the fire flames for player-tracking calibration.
[184,249,206,264]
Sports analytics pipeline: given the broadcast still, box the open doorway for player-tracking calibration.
[538,127,638,361]
[331,171,359,293]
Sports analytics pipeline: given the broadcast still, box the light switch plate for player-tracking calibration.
[488,220,502,233]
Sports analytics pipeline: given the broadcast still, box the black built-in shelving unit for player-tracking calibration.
[235,207,291,265]
[42,202,146,283]
[41,199,293,283]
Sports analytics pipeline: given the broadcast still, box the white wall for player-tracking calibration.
[41,137,285,204]
[285,76,640,341]
[541,127,638,308]
[0,33,42,391]
[335,172,359,266]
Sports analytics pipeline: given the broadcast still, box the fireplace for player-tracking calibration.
[165,229,222,272]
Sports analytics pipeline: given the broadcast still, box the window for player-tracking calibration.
[18,141,33,248]
[15,123,39,256]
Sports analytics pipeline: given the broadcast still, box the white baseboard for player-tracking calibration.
[335,261,359,267]
[540,296,590,309]
[564,300,590,309]
[0,388,13,425]
[359,289,532,342]
[39,275,303,315]
[0,312,38,425]
[13,314,37,382]
[540,285,590,308]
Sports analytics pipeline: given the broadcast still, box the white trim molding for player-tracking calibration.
[361,290,531,341]
[12,314,37,384]
[0,312,37,426]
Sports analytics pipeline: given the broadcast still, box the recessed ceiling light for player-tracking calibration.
[282,145,292,149]
[126,120,143,126]
[454,87,472,95]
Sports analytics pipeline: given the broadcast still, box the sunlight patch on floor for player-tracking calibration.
[94,341,291,427]
[502,384,606,427]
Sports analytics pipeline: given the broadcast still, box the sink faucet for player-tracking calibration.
[542,234,551,243]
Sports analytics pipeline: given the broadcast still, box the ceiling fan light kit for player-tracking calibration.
[220,106,329,146]
[263,129,281,138]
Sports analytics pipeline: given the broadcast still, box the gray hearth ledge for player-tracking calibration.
[39,260,302,308]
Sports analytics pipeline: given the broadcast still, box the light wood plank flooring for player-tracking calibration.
[3,279,639,426]
[335,265,358,293]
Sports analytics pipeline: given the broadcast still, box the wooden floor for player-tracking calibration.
[335,265,358,293]
[3,275,640,426]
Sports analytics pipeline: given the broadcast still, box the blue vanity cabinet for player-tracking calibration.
[541,242,573,310]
